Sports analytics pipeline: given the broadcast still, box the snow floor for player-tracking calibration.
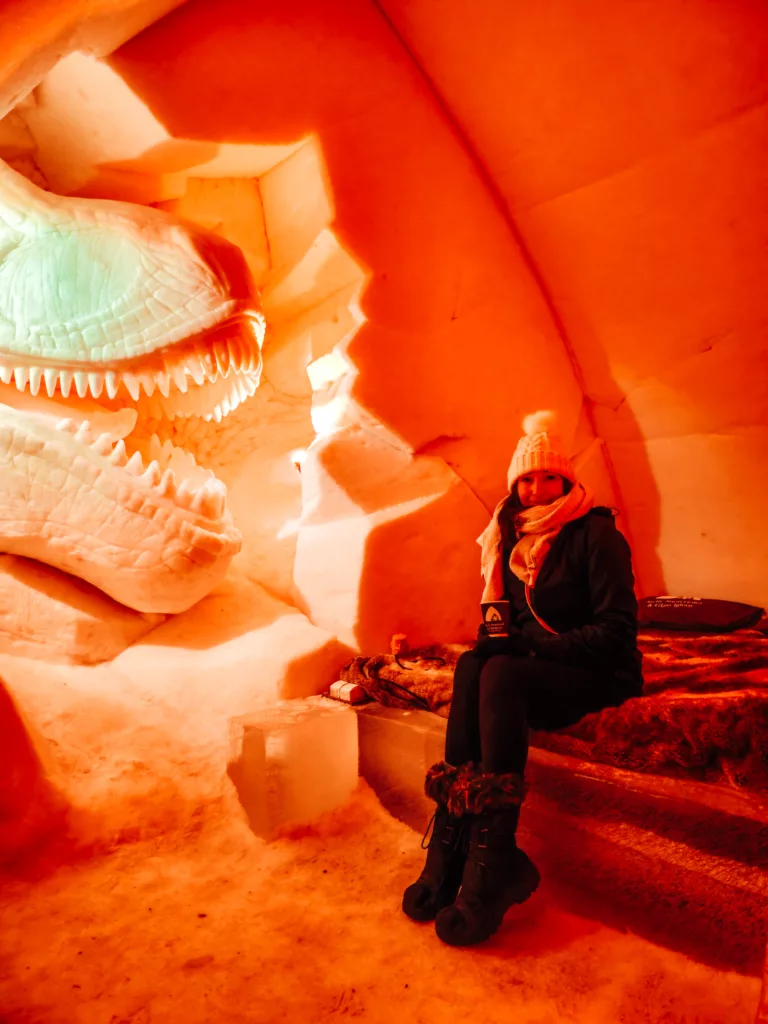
[0,603,762,1024]
[1,781,760,1024]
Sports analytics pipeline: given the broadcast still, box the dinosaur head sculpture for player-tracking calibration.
[0,160,265,613]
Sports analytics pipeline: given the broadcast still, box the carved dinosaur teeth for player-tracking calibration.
[145,454,228,518]
[123,373,140,401]
[141,459,162,486]
[170,364,188,393]
[199,371,259,423]
[91,432,114,455]
[0,330,263,416]
[158,468,176,497]
[175,479,196,508]
[108,439,128,465]
[155,371,171,399]
[194,346,218,382]
[242,375,258,398]
[214,346,231,378]
[137,371,155,398]
[185,356,205,386]
[74,371,89,399]
[44,368,58,397]
[0,330,254,521]
[44,414,228,519]
[125,451,144,475]
[192,479,226,518]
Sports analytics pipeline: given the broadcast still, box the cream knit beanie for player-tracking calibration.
[506,411,577,492]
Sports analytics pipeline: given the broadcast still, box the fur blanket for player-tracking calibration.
[340,629,768,792]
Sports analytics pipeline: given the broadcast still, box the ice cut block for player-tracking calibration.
[228,696,358,840]
[356,703,447,831]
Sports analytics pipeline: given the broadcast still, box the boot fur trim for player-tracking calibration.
[446,766,526,818]
[424,760,463,805]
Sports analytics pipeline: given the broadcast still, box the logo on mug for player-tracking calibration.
[481,600,510,637]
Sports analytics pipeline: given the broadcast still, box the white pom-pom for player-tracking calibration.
[522,410,558,436]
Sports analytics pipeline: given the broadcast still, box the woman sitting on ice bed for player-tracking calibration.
[402,411,644,947]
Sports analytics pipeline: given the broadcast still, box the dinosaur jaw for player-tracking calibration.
[0,313,264,419]
[53,418,232,522]
[0,318,264,613]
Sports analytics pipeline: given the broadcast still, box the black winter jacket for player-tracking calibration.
[502,506,644,696]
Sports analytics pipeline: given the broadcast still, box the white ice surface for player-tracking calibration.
[228,697,358,840]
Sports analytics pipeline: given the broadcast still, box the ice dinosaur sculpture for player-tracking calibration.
[0,159,265,613]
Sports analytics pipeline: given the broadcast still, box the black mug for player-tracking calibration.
[480,600,511,638]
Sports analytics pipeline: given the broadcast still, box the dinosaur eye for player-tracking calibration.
[0,231,140,350]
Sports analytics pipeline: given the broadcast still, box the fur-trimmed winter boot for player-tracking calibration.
[401,760,470,922]
[434,766,539,946]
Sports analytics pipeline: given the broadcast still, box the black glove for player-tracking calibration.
[471,626,531,660]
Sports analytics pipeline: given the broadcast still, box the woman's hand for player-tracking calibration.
[471,625,531,661]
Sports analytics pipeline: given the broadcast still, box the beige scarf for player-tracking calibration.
[478,482,594,602]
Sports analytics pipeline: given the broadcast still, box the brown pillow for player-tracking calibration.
[638,596,764,633]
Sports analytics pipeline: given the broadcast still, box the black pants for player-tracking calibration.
[445,652,625,776]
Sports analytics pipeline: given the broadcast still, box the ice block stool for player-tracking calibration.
[228,697,358,840]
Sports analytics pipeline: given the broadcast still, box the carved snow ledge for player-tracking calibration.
[0,0,188,122]
[263,283,365,401]
[3,53,304,200]
[0,554,164,664]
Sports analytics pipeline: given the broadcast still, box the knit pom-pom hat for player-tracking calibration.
[506,410,577,493]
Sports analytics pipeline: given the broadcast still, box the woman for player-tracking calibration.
[402,411,643,947]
